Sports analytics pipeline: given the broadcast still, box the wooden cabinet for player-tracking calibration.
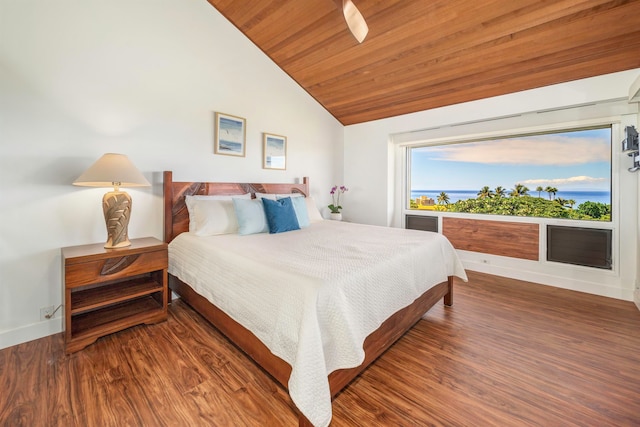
[62,237,168,353]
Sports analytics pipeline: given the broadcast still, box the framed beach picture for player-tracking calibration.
[214,112,246,157]
[263,133,287,170]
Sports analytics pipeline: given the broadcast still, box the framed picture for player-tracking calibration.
[214,112,246,157]
[263,133,287,170]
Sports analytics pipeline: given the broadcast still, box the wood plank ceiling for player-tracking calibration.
[206,0,640,125]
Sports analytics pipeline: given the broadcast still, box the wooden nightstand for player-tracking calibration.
[62,237,168,354]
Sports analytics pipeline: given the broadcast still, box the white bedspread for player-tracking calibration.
[168,220,467,427]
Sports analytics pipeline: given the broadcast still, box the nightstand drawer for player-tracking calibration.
[65,249,167,288]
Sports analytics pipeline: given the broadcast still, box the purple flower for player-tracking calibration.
[328,184,349,213]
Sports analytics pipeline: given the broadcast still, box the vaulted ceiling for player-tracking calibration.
[206,0,640,125]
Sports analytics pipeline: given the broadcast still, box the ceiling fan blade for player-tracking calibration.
[341,0,368,43]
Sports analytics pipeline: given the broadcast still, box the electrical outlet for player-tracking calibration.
[40,305,54,321]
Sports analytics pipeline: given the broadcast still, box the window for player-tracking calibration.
[409,127,612,221]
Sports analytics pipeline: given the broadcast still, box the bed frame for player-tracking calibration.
[163,171,453,426]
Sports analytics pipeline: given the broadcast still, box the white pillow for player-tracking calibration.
[255,192,304,200]
[185,194,250,232]
[305,197,324,222]
[254,192,276,200]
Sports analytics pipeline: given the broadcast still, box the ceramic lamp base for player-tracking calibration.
[102,190,132,248]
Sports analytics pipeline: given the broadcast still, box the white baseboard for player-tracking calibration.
[634,289,640,311]
[0,316,63,350]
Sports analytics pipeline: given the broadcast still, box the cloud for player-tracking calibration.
[427,135,609,165]
[521,176,608,187]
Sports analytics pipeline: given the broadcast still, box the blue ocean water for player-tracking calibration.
[411,190,610,207]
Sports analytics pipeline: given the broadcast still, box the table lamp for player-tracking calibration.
[73,153,150,248]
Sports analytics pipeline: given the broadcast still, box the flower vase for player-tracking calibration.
[330,212,343,221]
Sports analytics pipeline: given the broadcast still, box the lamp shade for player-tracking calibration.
[73,153,150,188]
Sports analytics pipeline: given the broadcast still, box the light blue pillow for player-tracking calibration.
[278,195,310,228]
[232,198,269,235]
[262,197,300,234]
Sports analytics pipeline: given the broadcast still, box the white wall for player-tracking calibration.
[0,0,343,349]
[344,70,640,301]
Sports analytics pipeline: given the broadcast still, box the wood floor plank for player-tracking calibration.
[1,271,639,426]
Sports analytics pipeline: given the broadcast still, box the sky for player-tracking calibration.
[411,127,612,192]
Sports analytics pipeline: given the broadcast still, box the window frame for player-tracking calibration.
[396,113,629,276]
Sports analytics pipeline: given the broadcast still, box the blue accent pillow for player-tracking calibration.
[232,198,269,235]
[262,197,300,234]
[277,195,310,228]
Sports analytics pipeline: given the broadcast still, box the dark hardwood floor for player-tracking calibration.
[2,271,639,426]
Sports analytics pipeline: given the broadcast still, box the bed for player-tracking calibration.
[163,171,467,427]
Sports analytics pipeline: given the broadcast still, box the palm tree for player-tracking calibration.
[536,186,543,198]
[510,183,529,197]
[544,186,558,200]
[437,191,450,206]
[494,186,506,198]
[567,199,576,209]
[477,186,494,199]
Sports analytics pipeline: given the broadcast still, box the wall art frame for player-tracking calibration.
[263,132,287,170]
[214,112,246,157]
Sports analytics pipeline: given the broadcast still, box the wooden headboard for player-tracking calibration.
[163,171,309,243]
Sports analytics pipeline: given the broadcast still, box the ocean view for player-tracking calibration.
[411,190,610,207]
